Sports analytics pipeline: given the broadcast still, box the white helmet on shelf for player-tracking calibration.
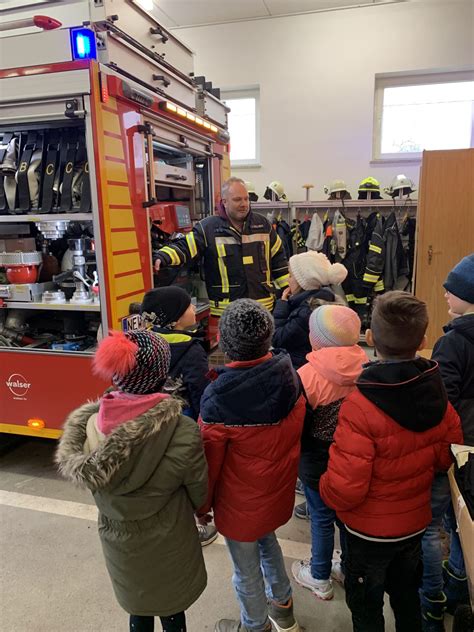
[385,174,416,197]
[324,179,351,200]
[244,181,259,202]
[264,180,288,201]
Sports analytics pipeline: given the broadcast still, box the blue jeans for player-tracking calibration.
[444,504,465,577]
[421,472,466,596]
[305,484,347,580]
[225,532,292,631]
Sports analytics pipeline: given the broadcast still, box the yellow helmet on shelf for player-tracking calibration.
[358,177,382,200]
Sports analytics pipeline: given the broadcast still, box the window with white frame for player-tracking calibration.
[373,71,474,161]
[222,87,260,167]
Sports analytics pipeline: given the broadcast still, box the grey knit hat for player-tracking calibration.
[219,299,274,361]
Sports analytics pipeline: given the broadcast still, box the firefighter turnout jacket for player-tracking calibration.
[155,212,289,316]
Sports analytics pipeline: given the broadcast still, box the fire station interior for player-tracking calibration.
[0,1,473,632]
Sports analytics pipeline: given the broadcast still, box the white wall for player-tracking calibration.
[177,0,473,201]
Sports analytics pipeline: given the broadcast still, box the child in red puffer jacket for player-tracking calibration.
[198,299,306,632]
[319,291,462,632]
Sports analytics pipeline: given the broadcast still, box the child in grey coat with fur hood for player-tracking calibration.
[56,329,208,632]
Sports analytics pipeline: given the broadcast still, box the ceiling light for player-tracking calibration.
[135,0,154,10]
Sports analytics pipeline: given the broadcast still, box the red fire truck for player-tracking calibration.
[0,0,230,438]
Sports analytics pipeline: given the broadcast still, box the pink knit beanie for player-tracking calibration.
[309,304,361,349]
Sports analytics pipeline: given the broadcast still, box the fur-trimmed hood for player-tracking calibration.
[55,397,182,491]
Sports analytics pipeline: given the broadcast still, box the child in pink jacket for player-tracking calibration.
[292,305,368,601]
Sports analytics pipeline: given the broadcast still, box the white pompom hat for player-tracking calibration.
[289,251,347,291]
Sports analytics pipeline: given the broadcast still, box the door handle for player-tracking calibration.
[428,245,433,265]
[166,174,187,181]
[427,245,441,265]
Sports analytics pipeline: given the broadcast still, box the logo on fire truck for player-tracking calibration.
[6,373,31,399]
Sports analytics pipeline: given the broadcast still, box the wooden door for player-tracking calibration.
[415,148,474,348]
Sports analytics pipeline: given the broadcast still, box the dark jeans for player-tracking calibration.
[129,612,186,632]
[345,531,423,632]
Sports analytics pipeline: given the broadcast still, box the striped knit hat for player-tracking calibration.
[93,330,170,394]
[309,305,361,349]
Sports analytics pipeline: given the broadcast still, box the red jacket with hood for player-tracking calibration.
[198,351,306,541]
[319,357,463,539]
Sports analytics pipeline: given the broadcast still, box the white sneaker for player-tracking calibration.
[331,560,345,585]
[291,559,334,600]
[331,549,345,585]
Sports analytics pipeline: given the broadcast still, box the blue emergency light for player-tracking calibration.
[70,28,97,60]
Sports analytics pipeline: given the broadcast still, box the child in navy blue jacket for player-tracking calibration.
[273,251,348,368]
[140,287,209,421]
[420,254,473,628]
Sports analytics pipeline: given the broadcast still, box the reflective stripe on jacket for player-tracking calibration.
[362,213,385,291]
[156,212,289,315]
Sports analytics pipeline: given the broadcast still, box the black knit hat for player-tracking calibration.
[444,254,474,304]
[141,287,191,329]
[94,330,171,394]
[219,299,274,361]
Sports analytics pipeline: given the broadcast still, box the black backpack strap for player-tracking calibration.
[296,370,309,403]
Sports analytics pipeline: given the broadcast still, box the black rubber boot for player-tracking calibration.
[443,560,470,615]
[420,591,447,632]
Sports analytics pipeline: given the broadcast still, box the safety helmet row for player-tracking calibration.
[324,175,416,200]
[242,175,416,202]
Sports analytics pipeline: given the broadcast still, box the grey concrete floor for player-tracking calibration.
[0,437,452,632]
